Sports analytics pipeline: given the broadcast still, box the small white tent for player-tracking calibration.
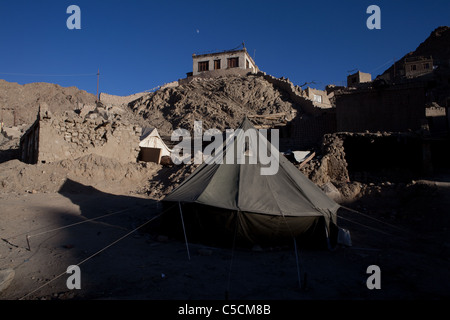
[139,127,172,163]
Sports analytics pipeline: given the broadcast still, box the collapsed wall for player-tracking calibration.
[261,73,337,150]
[300,131,429,184]
[20,103,141,164]
[299,133,350,187]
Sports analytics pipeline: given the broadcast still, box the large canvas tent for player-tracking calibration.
[162,117,340,247]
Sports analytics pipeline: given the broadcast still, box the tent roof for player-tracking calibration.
[140,127,158,142]
[139,127,172,153]
[163,117,339,218]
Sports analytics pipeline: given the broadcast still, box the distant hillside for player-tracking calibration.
[412,26,450,61]
[378,26,450,79]
[0,80,97,126]
[0,72,315,137]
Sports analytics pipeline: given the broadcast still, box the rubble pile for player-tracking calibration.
[127,74,299,136]
[299,133,363,203]
[300,133,350,186]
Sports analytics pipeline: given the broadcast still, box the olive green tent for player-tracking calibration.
[162,117,340,247]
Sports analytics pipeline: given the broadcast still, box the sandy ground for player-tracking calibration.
[1,170,449,302]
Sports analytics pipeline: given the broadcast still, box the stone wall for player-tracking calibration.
[304,87,333,108]
[178,68,252,85]
[335,82,427,133]
[347,71,372,87]
[99,81,180,107]
[261,73,331,115]
[99,92,148,107]
[21,104,141,164]
[260,73,337,150]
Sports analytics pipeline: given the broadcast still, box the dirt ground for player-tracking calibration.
[1,160,449,301]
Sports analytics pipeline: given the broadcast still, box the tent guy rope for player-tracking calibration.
[2,207,138,251]
[19,211,167,300]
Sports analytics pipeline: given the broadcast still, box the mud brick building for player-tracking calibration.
[335,82,427,133]
[20,103,141,164]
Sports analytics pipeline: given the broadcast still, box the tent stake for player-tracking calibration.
[178,202,191,261]
[26,235,31,251]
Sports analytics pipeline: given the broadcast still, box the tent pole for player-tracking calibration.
[225,212,239,300]
[324,223,337,252]
[293,238,302,290]
[281,212,303,290]
[178,202,191,261]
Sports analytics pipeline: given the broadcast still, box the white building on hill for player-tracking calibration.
[191,46,259,76]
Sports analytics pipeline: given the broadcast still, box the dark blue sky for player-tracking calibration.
[0,0,448,96]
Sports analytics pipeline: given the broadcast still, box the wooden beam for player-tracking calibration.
[298,152,316,169]
[254,123,286,129]
[248,112,286,119]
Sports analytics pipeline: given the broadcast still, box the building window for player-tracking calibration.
[198,61,209,72]
[227,57,239,68]
[214,59,221,70]
[246,59,250,69]
[424,63,430,69]
[410,64,417,71]
[313,94,322,103]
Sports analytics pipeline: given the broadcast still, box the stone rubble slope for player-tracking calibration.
[127,74,300,136]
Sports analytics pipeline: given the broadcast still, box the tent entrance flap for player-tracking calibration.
[139,147,162,163]
[159,202,334,247]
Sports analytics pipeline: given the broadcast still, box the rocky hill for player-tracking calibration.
[379,26,450,78]
[127,74,301,136]
[411,26,450,61]
[1,72,313,137]
[0,80,97,126]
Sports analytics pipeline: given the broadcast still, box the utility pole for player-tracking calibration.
[96,68,100,102]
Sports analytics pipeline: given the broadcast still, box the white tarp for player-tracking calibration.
[292,151,312,163]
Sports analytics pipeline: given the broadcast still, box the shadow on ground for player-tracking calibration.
[4,176,449,300]
[10,179,163,300]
